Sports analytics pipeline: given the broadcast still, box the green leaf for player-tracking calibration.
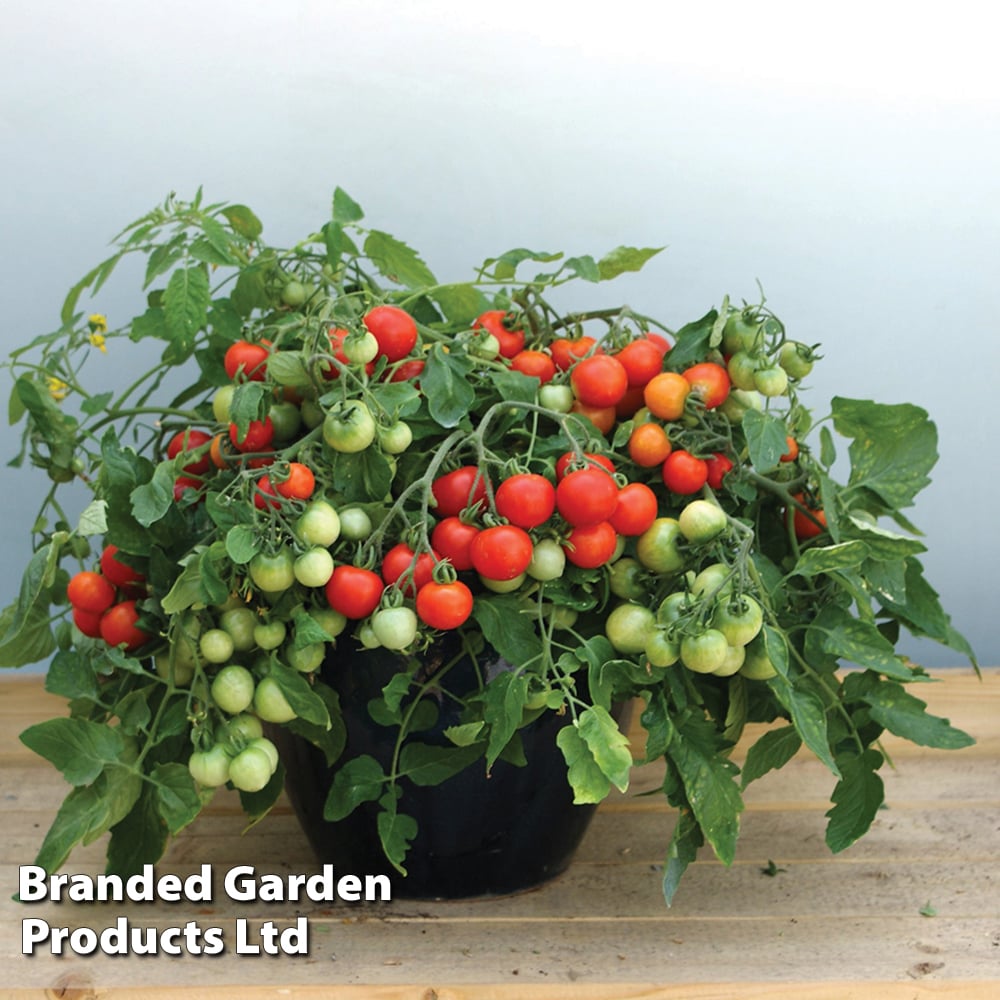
[816,605,912,679]
[160,557,205,615]
[130,461,176,527]
[107,783,168,876]
[61,251,125,325]
[398,741,484,786]
[596,245,664,280]
[564,255,601,282]
[332,187,364,224]
[481,671,529,771]
[80,391,114,417]
[114,690,151,735]
[472,595,544,669]
[228,381,268,438]
[742,409,789,472]
[322,221,359,266]
[482,248,561,281]
[76,499,108,537]
[825,748,885,853]
[269,663,331,728]
[557,724,611,804]
[20,717,125,785]
[377,790,418,874]
[842,514,926,560]
[640,688,675,762]
[444,722,485,747]
[151,762,203,834]
[44,650,98,700]
[740,725,802,789]
[430,283,490,324]
[324,755,386,821]
[129,306,168,342]
[422,345,476,428]
[365,230,436,287]
[577,705,631,792]
[794,540,870,577]
[225,524,262,565]
[238,761,286,829]
[663,310,716,369]
[665,714,743,865]
[286,683,346,767]
[769,674,840,777]
[0,535,65,667]
[221,204,263,240]
[330,448,393,504]
[862,681,974,749]
[832,398,937,510]
[266,350,312,386]
[662,809,704,907]
[163,265,210,349]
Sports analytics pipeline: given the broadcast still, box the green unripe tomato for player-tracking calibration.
[294,547,335,588]
[285,641,326,673]
[338,507,373,541]
[227,745,274,792]
[343,330,380,364]
[645,629,680,667]
[199,628,235,664]
[154,652,194,688]
[300,398,325,429]
[479,572,527,593]
[248,736,279,771]
[609,557,647,601]
[657,590,693,626]
[713,643,746,677]
[220,607,258,651]
[527,538,566,582]
[470,332,501,360]
[778,341,814,380]
[253,676,297,723]
[309,607,348,640]
[252,619,287,651]
[212,385,235,423]
[249,548,296,593]
[210,664,256,714]
[718,389,764,423]
[323,400,376,453]
[538,383,575,413]
[378,420,413,455]
[678,500,728,544]
[296,500,341,547]
[269,401,303,442]
[636,518,685,575]
[712,595,764,646]
[281,279,309,307]
[188,745,231,788]
[753,365,789,397]
[727,351,759,391]
[739,632,778,680]
[680,628,730,673]
[371,607,418,651]
[722,310,764,355]
[222,713,264,745]
[605,603,656,655]
[691,563,733,598]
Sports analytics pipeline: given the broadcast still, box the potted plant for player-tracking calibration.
[1,188,976,903]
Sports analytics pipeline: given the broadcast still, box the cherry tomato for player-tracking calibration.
[323,401,376,453]
[253,676,297,723]
[510,349,556,383]
[294,547,336,587]
[550,336,597,370]
[364,305,419,362]
[780,436,799,463]
[636,517,685,574]
[296,500,341,547]
[432,466,489,517]
[228,746,274,792]
[538,383,575,413]
[678,499,727,543]
[386,358,425,383]
[563,521,618,568]
[188,745,231,788]
[555,451,615,481]
[473,310,525,359]
[229,416,275,453]
[416,580,474,630]
[605,602,656,655]
[495,473,556,529]
[683,362,730,409]
[778,341,815,379]
[325,565,385,618]
[526,538,566,581]
[100,600,151,652]
[173,476,204,502]
[371,607,418,650]
[249,548,296,593]
[211,665,256,715]
[556,467,619,526]
[680,629,730,674]
[644,372,690,421]
[705,452,735,490]
[609,482,658,536]
[628,422,672,467]
[615,340,663,387]
[274,462,316,500]
[253,475,280,511]
[67,570,116,614]
[72,606,104,638]
[569,400,616,435]
[661,450,709,495]
[431,517,480,571]
[643,332,672,355]
[792,493,827,540]
[381,543,438,595]
[469,525,534,580]
[754,365,789,397]
[166,428,212,475]
[224,340,269,381]
[378,420,413,455]
[713,595,764,646]
[570,354,628,408]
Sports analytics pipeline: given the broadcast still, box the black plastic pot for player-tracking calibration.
[272,634,619,899]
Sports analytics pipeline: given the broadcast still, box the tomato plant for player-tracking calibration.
[4,187,973,910]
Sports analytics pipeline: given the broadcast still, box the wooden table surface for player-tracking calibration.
[2,669,997,999]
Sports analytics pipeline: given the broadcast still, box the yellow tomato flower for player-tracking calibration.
[47,377,70,401]
[88,314,108,334]
[88,332,107,353]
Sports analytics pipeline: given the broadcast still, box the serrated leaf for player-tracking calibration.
[430,283,490,324]
[365,230,436,287]
[597,245,664,280]
[742,409,789,472]
[221,204,263,240]
[444,722,485,747]
[422,345,475,428]
[332,187,364,224]
[377,790,418,874]
[832,397,937,510]
[664,310,716,369]
[740,725,802,788]
[399,741,484,786]
[20,717,125,785]
[266,350,311,386]
[163,266,210,348]
[80,391,114,417]
[564,255,601,281]
[577,705,631,792]
[842,514,926,560]
[107,783,169,876]
[769,674,840,777]
[662,809,704,906]
[225,524,262,565]
[483,248,562,281]
[324,755,386,821]
[152,762,203,834]
[330,448,393,504]
[472,595,544,669]
[269,663,331,728]
[286,683,346,767]
[482,671,529,770]
[557,724,611,804]
[76,499,108,536]
[665,714,743,865]
[825,748,884,853]
[130,461,176,527]
[0,536,64,667]
[816,605,912,679]
[794,540,870,577]
[863,681,974,749]
[45,650,98,701]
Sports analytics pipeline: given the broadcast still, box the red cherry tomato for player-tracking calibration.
[432,466,489,517]
[274,462,316,500]
[416,581,475,630]
[563,521,618,568]
[683,362,731,409]
[473,310,525,359]
[67,571,116,614]
[100,600,151,652]
[224,340,269,381]
[431,517,480,571]
[550,336,598,370]
[571,354,629,408]
[229,416,275,453]
[556,467,619,526]
[615,340,664,387]
[510,349,556,383]
[469,525,534,580]
[363,305,419,362]
[99,545,144,590]
[166,428,212,476]
[609,482,658,536]
[325,566,385,619]
[555,451,616,481]
[662,450,709,495]
[495,473,556,529]
[381,543,438,596]
[705,452,735,490]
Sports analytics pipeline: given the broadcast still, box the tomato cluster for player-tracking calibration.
[67,546,151,651]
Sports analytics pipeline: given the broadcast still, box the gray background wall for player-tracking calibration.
[2,1,996,671]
